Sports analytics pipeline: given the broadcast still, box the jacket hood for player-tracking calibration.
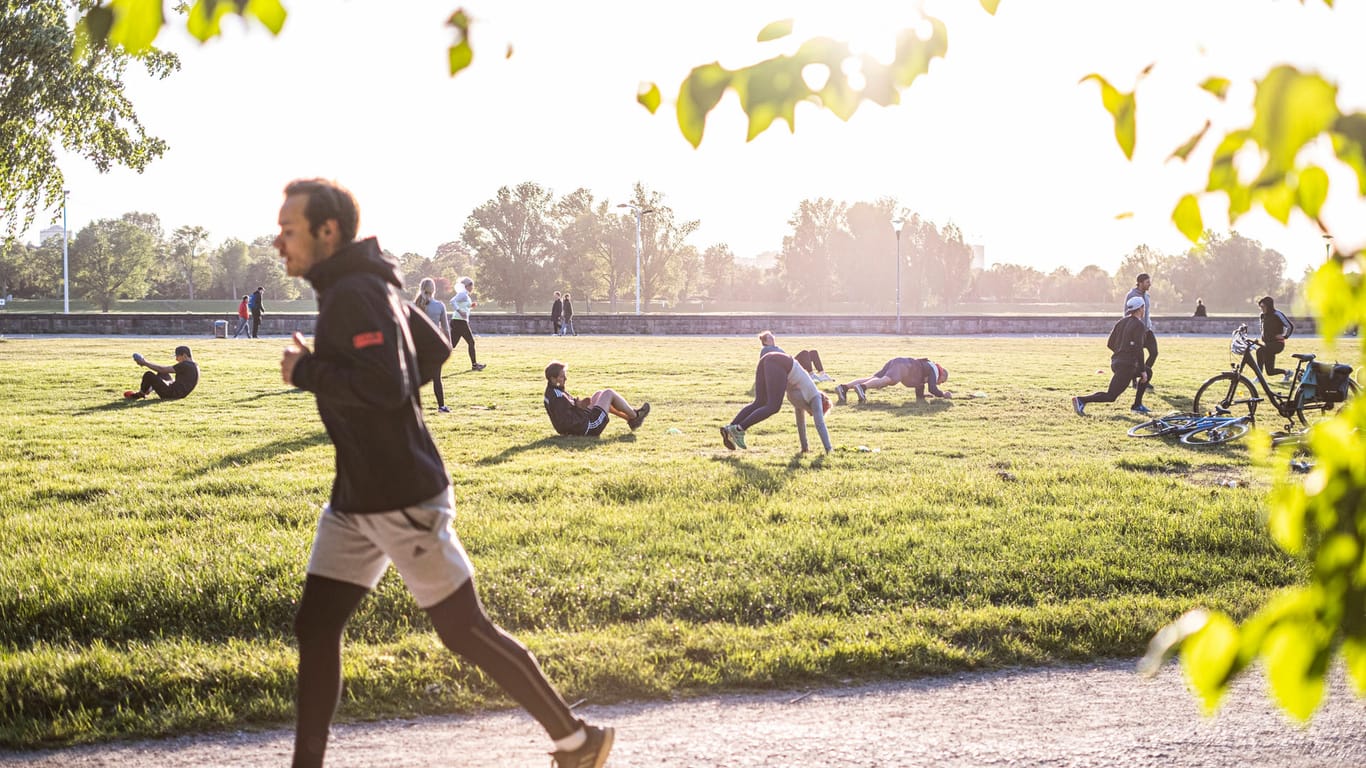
[305,237,404,292]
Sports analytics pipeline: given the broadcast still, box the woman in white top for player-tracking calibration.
[415,277,453,412]
[721,351,832,453]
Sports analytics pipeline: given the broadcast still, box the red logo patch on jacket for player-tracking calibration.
[352,331,384,350]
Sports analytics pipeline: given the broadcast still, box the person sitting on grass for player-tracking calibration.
[757,330,833,382]
[124,345,199,401]
[834,357,952,405]
[721,350,831,452]
[1072,296,1150,416]
[543,361,650,436]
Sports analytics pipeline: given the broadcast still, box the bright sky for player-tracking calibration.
[29,0,1366,279]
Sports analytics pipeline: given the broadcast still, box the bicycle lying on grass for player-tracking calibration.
[1127,408,1255,445]
[1192,324,1358,430]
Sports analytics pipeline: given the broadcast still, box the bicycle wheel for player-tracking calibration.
[1179,419,1253,446]
[1193,373,1259,420]
[1294,378,1359,427]
[1128,413,1198,437]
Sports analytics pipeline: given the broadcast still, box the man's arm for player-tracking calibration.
[137,357,175,376]
[287,284,413,409]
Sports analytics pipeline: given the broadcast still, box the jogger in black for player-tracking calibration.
[274,179,611,768]
[1073,296,1150,416]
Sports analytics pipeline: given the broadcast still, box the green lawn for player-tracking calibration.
[0,334,1355,747]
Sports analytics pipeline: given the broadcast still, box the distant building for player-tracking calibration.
[969,244,986,270]
[39,225,63,244]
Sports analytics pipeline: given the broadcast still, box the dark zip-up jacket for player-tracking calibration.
[1106,315,1148,371]
[290,238,452,512]
[544,382,594,435]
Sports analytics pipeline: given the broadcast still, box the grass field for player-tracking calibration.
[0,333,1357,747]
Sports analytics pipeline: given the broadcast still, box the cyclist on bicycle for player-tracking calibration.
[1073,296,1151,416]
[1257,296,1295,383]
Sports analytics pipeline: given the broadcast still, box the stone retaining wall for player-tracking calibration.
[0,312,1299,337]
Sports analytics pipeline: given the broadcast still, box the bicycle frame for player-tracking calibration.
[1210,325,1313,423]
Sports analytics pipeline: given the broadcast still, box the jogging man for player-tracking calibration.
[1257,295,1295,382]
[1123,273,1157,388]
[274,178,611,768]
[1072,296,1151,416]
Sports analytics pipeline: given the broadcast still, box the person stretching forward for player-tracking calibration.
[835,357,951,405]
[722,350,831,452]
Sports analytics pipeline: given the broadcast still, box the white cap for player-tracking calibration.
[1125,296,1146,313]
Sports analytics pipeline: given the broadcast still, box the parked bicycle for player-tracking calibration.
[1128,408,1255,446]
[1192,324,1358,429]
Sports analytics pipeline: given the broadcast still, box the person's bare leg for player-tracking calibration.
[860,376,897,390]
[590,389,636,420]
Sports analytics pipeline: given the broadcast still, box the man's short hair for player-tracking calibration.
[175,345,192,358]
[283,178,360,243]
[1136,273,1150,283]
[1259,296,1275,309]
[545,361,566,382]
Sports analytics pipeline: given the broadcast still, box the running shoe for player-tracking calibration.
[1072,396,1086,416]
[854,384,867,404]
[628,402,651,431]
[720,425,737,450]
[835,384,848,405]
[731,424,747,449]
[551,722,614,768]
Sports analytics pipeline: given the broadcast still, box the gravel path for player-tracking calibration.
[2,660,1362,767]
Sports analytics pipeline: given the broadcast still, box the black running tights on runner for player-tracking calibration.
[292,575,577,768]
[732,353,790,429]
[451,318,477,365]
[1257,339,1286,376]
[431,363,445,408]
[1078,360,1146,407]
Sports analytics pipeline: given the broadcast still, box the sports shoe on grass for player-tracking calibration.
[551,722,614,768]
[628,402,651,431]
[853,384,867,404]
[731,424,747,449]
[1131,404,1151,415]
[437,405,451,413]
[472,363,487,371]
[812,372,833,382]
[1072,396,1086,416]
[123,390,143,400]
[720,425,737,450]
[835,384,848,405]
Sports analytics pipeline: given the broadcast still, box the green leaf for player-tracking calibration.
[979,0,1001,14]
[1201,77,1231,100]
[109,0,164,53]
[1331,113,1366,194]
[637,82,662,114]
[77,5,116,54]
[246,0,287,35]
[1297,165,1330,219]
[1260,181,1294,224]
[187,0,232,42]
[757,19,793,43]
[677,63,732,148]
[448,40,473,76]
[1267,484,1307,555]
[1264,622,1326,721]
[1172,194,1203,242]
[1169,120,1211,162]
[1181,612,1240,713]
[1206,130,1249,193]
[1251,66,1339,175]
[1345,637,1366,697]
[1081,74,1137,159]
[889,19,948,91]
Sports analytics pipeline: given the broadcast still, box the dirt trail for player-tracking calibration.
[1,660,1362,767]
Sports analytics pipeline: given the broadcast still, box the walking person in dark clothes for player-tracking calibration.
[249,286,265,338]
[551,290,563,336]
[543,361,650,436]
[123,345,199,400]
[562,292,577,336]
[721,350,831,451]
[415,277,453,413]
[1123,273,1157,389]
[1072,296,1151,416]
[1257,295,1295,382]
[449,276,486,370]
[273,179,612,768]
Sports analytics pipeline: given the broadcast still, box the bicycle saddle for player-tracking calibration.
[1292,353,1315,361]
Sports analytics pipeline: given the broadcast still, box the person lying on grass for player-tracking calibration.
[835,357,951,405]
[722,350,832,452]
[123,345,199,401]
[543,360,650,436]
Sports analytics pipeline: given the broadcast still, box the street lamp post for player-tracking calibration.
[617,203,655,315]
[892,217,905,334]
[62,190,70,314]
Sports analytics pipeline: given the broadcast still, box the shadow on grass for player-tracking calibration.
[476,432,633,465]
[857,399,953,416]
[238,388,306,403]
[187,430,332,476]
[76,396,188,414]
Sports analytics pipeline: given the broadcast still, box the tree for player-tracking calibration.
[779,198,848,308]
[552,188,614,306]
[698,243,736,301]
[621,183,698,309]
[2,1,176,240]
[69,218,155,310]
[841,200,896,308]
[215,238,250,300]
[462,182,556,313]
[168,225,210,300]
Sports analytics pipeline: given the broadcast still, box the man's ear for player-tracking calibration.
[320,219,340,246]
